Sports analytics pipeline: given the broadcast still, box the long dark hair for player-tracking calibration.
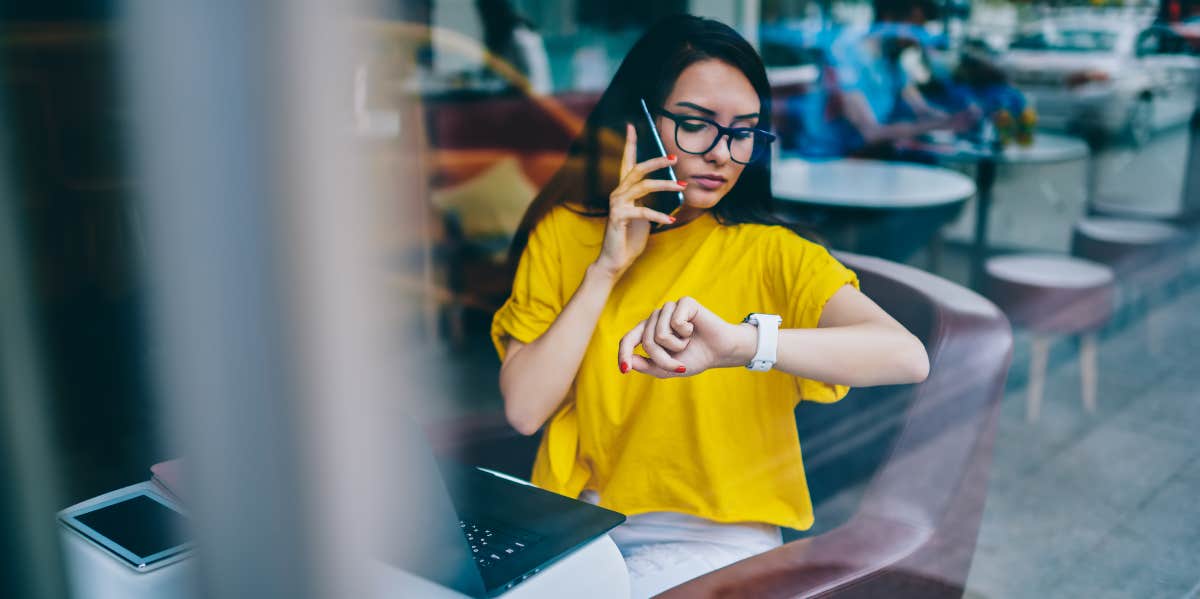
[508,14,802,267]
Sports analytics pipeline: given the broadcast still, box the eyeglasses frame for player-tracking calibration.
[652,107,777,165]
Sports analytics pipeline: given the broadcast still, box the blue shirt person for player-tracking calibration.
[788,0,980,158]
[794,23,979,158]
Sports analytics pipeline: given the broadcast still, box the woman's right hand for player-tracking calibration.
[592,123,688,279]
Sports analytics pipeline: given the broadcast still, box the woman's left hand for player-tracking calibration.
[617,297,753,378]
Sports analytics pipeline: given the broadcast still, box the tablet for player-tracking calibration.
[59,489,193,572]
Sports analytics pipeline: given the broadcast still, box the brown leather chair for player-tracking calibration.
[433,252,1013,598]
[657,253,1013,598]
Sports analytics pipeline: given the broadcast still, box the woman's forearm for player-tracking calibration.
[726,322,929,387]
[902,85,946,121]
[843,90,949,146]
[499,263,618,435]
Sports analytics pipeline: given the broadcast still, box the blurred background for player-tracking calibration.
[2,0,1198,597]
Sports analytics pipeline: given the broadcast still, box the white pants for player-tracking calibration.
[580,491,783,598]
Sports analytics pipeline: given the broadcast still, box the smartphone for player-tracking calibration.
[60,489,193,572]
[637,98,684,222]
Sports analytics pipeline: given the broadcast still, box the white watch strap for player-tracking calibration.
[743,313,782,372]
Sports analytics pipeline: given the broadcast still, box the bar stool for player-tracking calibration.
[1072,217,1186,353]
[1073,217,1185,266]
[984,254,1116,422]
[1089,196,1184,223]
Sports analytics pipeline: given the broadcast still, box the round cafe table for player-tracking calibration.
[897,132,1090,287]
[771,157,977,261]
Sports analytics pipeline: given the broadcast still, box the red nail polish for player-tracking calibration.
[675,366,687,373]
[667,154,677,161]
[677,181,688,187]
[620,362,629,374]
[668,216,676,223]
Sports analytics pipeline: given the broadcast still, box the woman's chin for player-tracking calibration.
[682,190,725,210]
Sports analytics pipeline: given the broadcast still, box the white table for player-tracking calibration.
[908,131,1090,167]
[771,157,976,262]
[61,477,630,599]
[772,157,977,209]
[898,132,1091,287]
[371,535,628,598]
[766,65,819,89]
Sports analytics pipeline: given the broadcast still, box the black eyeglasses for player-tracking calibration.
[654,108,776,165]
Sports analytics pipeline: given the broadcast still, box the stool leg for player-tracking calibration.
[1146,309,1164,355]
[1080,333,1098,413]
[1028,336,1050,423]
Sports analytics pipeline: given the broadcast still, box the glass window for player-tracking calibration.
[4,2,1200,599]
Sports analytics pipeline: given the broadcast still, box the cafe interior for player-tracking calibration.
[3,0,1199,597]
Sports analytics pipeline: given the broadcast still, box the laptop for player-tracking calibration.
[442,461,625,595]
[151,425,624,596]
[382,423,625,597]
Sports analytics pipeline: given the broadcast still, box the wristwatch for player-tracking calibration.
[742,313,783,372]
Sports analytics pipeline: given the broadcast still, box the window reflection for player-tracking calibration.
[3,1,1199,598]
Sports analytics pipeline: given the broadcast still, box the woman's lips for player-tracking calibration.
[691,175,726,191]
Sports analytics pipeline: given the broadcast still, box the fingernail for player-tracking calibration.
[620,362,629,374]
[668,217,676,223]
[675,366,686,373]
[667,154,676,161]
[677,181,688,187]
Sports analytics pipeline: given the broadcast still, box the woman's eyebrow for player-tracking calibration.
[674,101,759,121]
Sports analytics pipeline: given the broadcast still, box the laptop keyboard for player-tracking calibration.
[458,516,542,570]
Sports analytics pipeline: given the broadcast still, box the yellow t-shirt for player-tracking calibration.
[490,205,859,530]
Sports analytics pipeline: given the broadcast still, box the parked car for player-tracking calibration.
[1170,17,1200,53]
[1000,19,1200,146]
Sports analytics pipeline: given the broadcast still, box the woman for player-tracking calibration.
[491,15,929,597]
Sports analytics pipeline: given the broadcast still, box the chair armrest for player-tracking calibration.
[655,514,931,599]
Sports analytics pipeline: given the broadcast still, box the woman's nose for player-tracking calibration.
[704,135,731,164]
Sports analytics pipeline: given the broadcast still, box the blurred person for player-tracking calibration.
[795,0,979,158]
[475,0,552,94]
[923,41,1038,146]
[491,15,929,598]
